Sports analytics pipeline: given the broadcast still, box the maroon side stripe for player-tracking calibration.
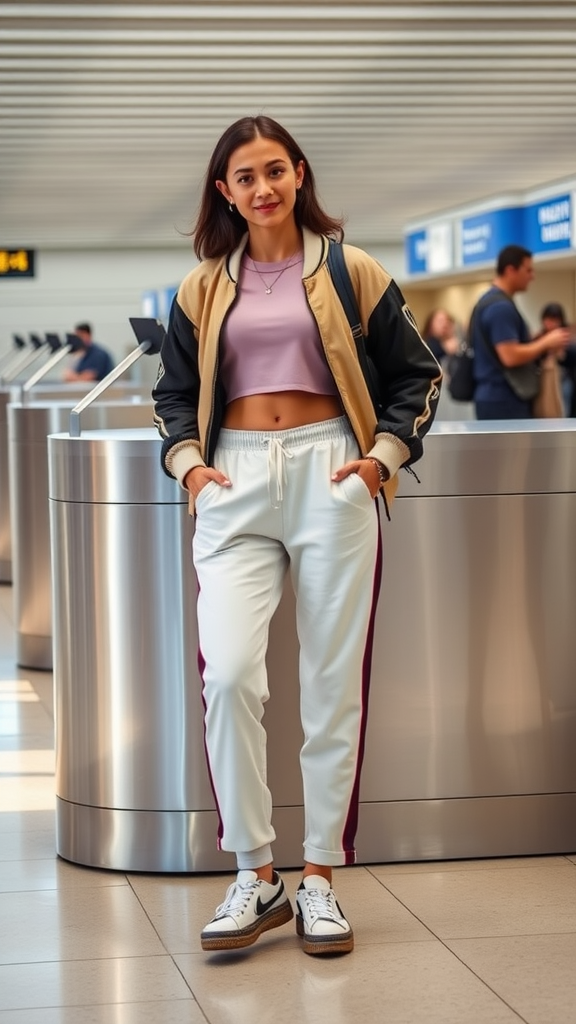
[342,505,383,862]
[197,628,225,849]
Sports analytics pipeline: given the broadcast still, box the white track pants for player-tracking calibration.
[193,417,381,867]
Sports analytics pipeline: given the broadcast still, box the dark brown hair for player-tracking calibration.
[540,302,567,326]
[496,244,532,275]
[193,116,344,259]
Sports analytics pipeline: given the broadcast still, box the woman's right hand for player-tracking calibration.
[184,465,231,500]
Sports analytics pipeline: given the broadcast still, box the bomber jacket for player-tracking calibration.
[152,228,441,507]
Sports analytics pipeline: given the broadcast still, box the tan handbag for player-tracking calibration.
[532,355,564,418]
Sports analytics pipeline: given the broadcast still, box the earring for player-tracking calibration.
[228,201,234,212]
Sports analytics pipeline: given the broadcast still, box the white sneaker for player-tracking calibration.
[295,875,354,955]
[201,870,293,951]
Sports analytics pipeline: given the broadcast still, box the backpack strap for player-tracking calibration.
[326,239,363,345]
[326,240,381,412]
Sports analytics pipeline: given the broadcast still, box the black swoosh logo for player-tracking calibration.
[256,883,283,916]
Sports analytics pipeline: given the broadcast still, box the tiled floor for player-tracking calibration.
[1,585,575,1024]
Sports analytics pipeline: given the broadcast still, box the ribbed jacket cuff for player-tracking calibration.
[165,440,205,487]
[368,433,410,479]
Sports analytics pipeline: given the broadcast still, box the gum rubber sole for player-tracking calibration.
[296,914,354,955]
[201,899,294,951]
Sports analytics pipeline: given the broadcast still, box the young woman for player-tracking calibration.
[422,308,461,364]
[152,116,441,956]
[533,302,576,416]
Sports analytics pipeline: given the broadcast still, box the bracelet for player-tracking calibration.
[364,457,388,485]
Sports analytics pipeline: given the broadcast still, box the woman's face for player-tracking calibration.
[215,135,304,233]
[430,309,452,339]
[542,315,562,333]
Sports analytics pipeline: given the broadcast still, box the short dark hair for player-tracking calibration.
[496,245,532,275]
[541,302,567,326]
[74,322,92,335]
[193,116,344,260]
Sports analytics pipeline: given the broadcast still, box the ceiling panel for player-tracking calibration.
[1,1,575,249]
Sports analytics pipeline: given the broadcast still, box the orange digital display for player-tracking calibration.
[0,249,35,277]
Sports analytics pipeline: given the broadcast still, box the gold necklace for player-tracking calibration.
[245,251,303,294]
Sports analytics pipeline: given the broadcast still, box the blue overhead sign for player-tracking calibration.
[524,193,572,254]
[142,290,159,318]
[405,222,452,275]
[158,286,178,319]
[141,286,178,321]
[405,229,428,275]
[404,180,575,278]
[460,207,524,265]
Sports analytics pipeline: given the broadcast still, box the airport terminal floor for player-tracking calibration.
[1,587,576,1023]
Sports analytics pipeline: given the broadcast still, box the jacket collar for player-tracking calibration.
[226,227,328,283]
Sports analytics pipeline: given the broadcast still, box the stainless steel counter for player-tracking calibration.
[361,418,576,860]
[49,421,576,870]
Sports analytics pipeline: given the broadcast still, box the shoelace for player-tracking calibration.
[214,878,259,920]
[301,886,341,922]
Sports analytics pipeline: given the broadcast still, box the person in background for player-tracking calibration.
[422,308,461,364]
[152,115,441,957]
[471,245,571,420]
[534,303,576,416]
[63,322,114,382]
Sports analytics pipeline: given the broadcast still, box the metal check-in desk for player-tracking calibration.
[0,383,147,583]
[8,398,152,669]
[49,420,576,871]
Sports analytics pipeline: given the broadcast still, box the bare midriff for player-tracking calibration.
[222,390,343,431]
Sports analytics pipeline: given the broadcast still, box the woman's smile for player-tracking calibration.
[254,201,280,213]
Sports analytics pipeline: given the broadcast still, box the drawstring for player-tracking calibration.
[403,464,421,484]
[379,464,419,522]
[267,436,293,508]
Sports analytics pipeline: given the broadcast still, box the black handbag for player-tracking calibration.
[447,344,475,401]
[501,361,539,402]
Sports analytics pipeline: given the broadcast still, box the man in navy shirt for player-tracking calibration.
[63,322,114,382]
[472,245,571,419]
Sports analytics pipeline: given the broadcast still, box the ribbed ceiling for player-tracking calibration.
[1,1,576,249]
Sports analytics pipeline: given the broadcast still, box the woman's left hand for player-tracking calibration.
[331,458,387,500]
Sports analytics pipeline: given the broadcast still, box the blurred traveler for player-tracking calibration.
[63,322,114,382]
[471,245,571,420]
[534,303,576,416]
[422,308,461,363]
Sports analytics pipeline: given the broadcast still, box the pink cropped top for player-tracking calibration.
[220,252,339,402]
